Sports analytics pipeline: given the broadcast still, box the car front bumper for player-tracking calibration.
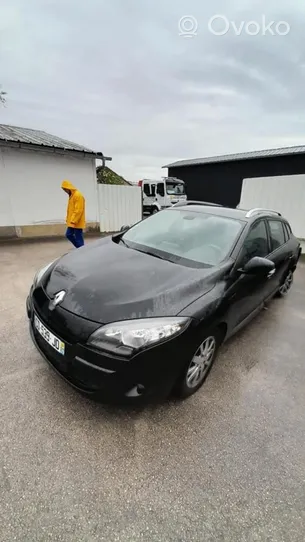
[26,290,192,404]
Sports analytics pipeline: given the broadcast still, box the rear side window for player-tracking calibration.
[268,220,286,252]
[240,220,269,265]
[283,223,291,242]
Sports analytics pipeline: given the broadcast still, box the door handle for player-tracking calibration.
[267,269,276,279]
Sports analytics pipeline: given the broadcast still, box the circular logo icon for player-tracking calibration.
[178,16,198,38]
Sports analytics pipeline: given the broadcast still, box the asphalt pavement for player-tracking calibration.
[1,239,305,542]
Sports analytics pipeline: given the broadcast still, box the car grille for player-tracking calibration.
[32,286,100,344]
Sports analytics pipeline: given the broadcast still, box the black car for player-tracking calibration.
[27,203,301,403]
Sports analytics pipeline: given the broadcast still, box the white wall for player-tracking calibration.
[98,184,142,232]
[0,146,98,227]
[239,175,305,239]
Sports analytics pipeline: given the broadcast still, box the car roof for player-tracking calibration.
[170,202,285,222]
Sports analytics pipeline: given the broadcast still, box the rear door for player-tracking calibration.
[264,219,293,297]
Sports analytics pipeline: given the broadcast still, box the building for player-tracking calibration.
[0,124,111,239]
[164,146,305,241]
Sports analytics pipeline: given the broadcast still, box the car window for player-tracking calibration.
[166,182,185,195]
[122,209,244,267]
[283,222,291,241]
[268,220,286,252]
[239,220,269,266]
[143,184,150,196]
[157,183,165,197]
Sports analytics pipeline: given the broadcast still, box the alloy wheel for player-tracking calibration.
[186,336,216,388]
[279,270,293,296]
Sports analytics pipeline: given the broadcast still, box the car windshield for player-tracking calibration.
[122,209,243,267]
[166,182,185,195]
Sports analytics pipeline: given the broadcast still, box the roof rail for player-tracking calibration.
[245,208,282,218]
[173,200,223,208]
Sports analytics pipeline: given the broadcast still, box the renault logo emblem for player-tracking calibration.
[52,290,66,307]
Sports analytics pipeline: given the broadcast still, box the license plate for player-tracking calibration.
[34,315,65,355]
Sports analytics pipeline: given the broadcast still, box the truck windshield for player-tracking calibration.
[166,182,185,195]
[122,209,244,268]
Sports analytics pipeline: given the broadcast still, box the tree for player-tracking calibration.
[96,165,130,185]
[0,86,7,105]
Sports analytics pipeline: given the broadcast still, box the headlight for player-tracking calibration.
[87,317,190,356]
[33,260,56,287]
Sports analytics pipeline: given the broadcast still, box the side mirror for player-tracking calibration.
[239,256,275,276]
[120,225,130,232]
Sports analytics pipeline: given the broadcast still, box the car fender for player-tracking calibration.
[178,283,227,330]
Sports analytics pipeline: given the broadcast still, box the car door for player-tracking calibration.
[225,218,271,333]
[264,219,293,298]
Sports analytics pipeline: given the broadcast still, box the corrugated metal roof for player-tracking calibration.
[0,124,96,154]
[164,145,305,169]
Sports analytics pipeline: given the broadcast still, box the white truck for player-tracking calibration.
[138,177,187,215]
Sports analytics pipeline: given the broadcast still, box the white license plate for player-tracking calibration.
[34,315,65,355]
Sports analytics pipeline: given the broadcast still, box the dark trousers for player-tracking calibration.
[66,227,84,248]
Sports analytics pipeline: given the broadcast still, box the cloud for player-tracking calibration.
[1,0,305,181]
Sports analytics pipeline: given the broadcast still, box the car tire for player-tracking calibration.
[277,268,294,297]
[151,207,159,215]
[175,327,222,400]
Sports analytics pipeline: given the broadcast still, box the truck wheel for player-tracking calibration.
[151,207,159,215]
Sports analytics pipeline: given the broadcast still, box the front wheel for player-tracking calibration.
[277,269,294,297]
[175,329,221,399]
[151,207,159,215]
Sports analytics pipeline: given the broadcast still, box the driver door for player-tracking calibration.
[226,218,271,333]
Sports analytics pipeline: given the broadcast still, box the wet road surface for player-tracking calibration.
[1,239,305,541]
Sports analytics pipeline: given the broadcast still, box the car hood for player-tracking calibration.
[45,238,218,324]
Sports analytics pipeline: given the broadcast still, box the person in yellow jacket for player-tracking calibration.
[61,180,86,248]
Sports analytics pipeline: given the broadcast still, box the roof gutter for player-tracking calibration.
[163,150,304,169]
[95,152,112,168]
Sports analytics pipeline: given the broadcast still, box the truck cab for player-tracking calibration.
[139,177,187,215]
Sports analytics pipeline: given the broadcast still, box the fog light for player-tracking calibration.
[125,384,145,397]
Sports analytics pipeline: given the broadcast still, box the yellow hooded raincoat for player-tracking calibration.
[61,180,86,229]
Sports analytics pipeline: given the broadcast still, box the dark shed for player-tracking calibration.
[163,146,305,208]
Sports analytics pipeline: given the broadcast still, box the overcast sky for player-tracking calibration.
[1,0,304,182]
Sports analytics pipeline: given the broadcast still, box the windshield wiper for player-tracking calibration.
[134,248,167,261]
[120,238,130,248]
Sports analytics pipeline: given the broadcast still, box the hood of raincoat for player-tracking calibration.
[61,180,77,192]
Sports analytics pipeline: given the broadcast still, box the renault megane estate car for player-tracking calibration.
[27,202,301,403]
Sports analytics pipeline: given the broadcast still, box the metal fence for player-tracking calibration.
[239,175,305,239]
[98,184,142,232]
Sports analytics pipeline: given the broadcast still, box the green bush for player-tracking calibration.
[96,166,129,185]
